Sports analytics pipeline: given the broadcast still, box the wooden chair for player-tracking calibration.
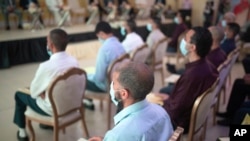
[151,37,168,85]
[25,68,89,141]
[84,53,131,130]
[130,44,150,63]
[168,126,184,141]
[184,78,219,141]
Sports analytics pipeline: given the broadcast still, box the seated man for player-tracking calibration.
[207,26,227,68]
[86,0,99,25]
[84,21,126,110]
[160,27,218,132]
[221,22,240,55]
[85,62,173,141]
[0,0,23,30]
[45,0,71,27]
[121,19,144,54]
[217,74,250,126]
[13,29,79,141]
[20,0,44,29]
[146,16,165,63]
[166,12,188,53]
[118,0,132,20]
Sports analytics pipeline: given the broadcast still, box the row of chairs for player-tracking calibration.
[166,46,241,141]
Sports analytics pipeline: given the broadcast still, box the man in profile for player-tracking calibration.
[80,62,173,141]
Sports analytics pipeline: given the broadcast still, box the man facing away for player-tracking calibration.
[82,62,173,141]
[13,29,79,141]
[84,21,126,110]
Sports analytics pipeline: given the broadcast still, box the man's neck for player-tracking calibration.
[188,53,200,62]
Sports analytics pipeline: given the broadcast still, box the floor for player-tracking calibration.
[0,23,245,141]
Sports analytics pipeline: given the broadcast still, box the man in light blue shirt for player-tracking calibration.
[84,21,126,110]
[87,62,173,141]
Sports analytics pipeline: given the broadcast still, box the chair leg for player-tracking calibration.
[81,118,89,138]
[53,127,59,141]
[100,100,103,112]
[107,100,112,130]
[213,105,216,125]
[26,118,35,141]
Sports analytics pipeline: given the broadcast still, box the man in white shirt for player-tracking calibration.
[121,19,144,54]
[146,16,165,63]
[45,0,71,27]
[13,29,78,141]
[82,62,173,141]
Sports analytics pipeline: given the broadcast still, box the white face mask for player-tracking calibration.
[179,38,189,56]
[174,17,179,24]
[146,23,152,32]
[221,20,227,27]
[109,82,119,106]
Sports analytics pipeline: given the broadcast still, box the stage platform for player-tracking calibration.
[0,20,176,69]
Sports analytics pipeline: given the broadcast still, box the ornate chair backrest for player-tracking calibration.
[130,44,150,63]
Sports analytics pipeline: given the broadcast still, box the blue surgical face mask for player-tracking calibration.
[146,23,152,32]
[221,20,227,27]
[120,26,126,36]
[109,82,119,106]
[180,38,189,56]
[98,37,105,44]
[47,46,52,56]
[174,17,179,24]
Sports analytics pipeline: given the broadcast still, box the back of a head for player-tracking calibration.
[116,62,154,101]
[126,19,137,32]
[150,16,161,29]
[190,26,212,58]
[95,21,112,34]
[49,29,68,51]
[227,22,240,37]
[224,12,236,23]
[208,26,224,43]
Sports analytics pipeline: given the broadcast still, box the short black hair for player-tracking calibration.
[150,16,161,28]
[227,22,240,37]
[126,19,137,32]
[116,62,154,101]
[190,27,212,58]
[49,29,68,51]
[95,21,112,34]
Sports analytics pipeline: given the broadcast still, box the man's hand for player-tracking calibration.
[244,74,250,85]
[88,136,103,141]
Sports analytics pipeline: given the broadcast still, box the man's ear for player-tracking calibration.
[120,89,129,100]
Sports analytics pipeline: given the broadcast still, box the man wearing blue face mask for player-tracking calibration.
[84,21,126,110]
[154,27,218,133]
[120,19,144,54]
[85,62,173,141]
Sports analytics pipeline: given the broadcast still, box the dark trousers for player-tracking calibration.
[242,55,250,73]
[233,101,250,124]
[226,79,250,117]
[86,79,105,93]
[13,91,49,128]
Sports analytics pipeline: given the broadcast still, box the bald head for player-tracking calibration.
[224,12,236,23]
[208,26,224,50]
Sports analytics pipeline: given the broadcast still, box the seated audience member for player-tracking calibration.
[221,22,240,55]
[220,12,236,28]
[121,19,144,54]
[20,0,44,29]
[207,26,227,68]
[45,0,71,27]
[151,0,166,18]
[13,29,79,141]
[85,62,173,141]
[241,25,250,74]
[203,1,214,28]
[0,0,23,30]
[160,27,218,132]
[84,21,126,110]
[217,74,250,126]
[105,1,117,21]
[118,0,132,20]
[232,101,250,125]
[167,12,188,53]
[86,0,100,24]
[146,16,165,63]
